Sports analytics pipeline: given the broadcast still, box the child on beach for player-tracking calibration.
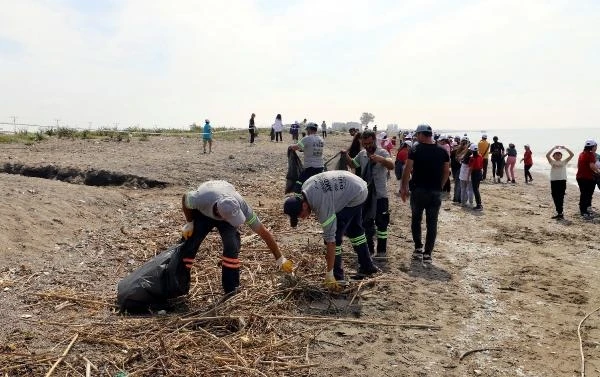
[546,145,574,219]
[504,143,517,183]
[459,150,474,206]
[521,145,534,183]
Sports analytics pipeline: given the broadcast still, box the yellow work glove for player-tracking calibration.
[182,222,194,240]
[324,270,341,291]
[276,256,294,273]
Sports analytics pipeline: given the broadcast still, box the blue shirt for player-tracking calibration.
[203,123,212,140]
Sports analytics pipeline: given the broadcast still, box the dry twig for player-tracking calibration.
[578,305,600,377]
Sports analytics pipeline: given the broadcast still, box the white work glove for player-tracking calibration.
[182,222,194,240]
[324,270,341,291]
[276,256,294,273]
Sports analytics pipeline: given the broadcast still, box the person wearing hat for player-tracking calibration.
[290,121,300,142]
[202,119,213,154]
[181,181,294,294]
[468,143,484,210]
[546,145,575,219]
[477,134,490,180]
[283,170,378,289]
[490,136,505,183]
[576,140,600,218]
[345,130,394,258]
[289,122,325,193]
[400,124,450,265]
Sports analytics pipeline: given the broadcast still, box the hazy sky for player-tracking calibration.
[1,0,599,130]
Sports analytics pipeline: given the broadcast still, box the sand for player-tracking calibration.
[1,133,599,376]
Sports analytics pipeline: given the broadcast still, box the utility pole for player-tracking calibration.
[10,116,17,134]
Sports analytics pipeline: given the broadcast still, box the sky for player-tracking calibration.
[0,0,599,130]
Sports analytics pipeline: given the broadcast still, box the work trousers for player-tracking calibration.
[577,178,596,215]
[363,197,389,255]
[187,211,241,294]
[333,204,375,281]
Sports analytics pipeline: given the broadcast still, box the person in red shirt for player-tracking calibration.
[394,142,410,195]
[468,143,484,210]
[576,140,600,218]
[520,145,534,183]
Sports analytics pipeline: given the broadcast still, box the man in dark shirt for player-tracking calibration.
[490,136,505,183]
[249,113,256,145]
[400,124,450,265]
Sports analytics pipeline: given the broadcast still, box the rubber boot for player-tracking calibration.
[222,267,240,294]
[333,254,344,281]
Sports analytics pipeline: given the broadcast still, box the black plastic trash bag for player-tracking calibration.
[285,149,304,193]
[117,240,197,313]
[324,152,348,172]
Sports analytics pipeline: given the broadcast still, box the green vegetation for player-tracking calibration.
[0,126,251,144]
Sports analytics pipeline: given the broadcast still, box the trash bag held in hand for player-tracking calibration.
[117,239,197,313]
[285,149,304,193]
[324,152,348,172]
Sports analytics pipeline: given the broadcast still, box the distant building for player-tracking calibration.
[332,121,361,132]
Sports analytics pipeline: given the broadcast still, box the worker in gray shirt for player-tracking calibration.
[345,130,394,258]
[182,181,293,294]
[283,171,378,290]
[289,123,325,193]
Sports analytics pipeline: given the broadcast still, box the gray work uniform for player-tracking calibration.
[352,147,391,199]
[185,181,261,231]
[297,134,325,168]
[302,171,368,242]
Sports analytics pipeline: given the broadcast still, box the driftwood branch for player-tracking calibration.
[45,333,79,377]
[578,305,600,377]
[459,347,502,361]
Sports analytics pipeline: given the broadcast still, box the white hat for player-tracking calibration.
[524,144,530,148]
[205,119,210,123]
[585,139,597,147]
[469,143,478,151]
[461,136,469,142]
[217,197,246,227]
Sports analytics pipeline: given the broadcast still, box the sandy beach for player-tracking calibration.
[1,133,599,376]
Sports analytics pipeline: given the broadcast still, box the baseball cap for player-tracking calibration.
[217,197,246,227]
[415,124,432,133]
[482,134,487,139]
[205,119,210,123]
[461,136,469,142]
[306,123,318,130]
[585,139,597,147]
[469,143,478,151]
[283,196,303,227]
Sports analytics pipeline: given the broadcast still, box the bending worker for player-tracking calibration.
[283,171,378,290]
[182,181,293,295]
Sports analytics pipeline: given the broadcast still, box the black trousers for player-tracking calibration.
[471,170,482,206]
[249,129,255,144]
[275,131,282,142]
[363,197,390,255]
[577,178,596,215]
[293,167,324,193]
[187,211,241,294]
[333,204,374,280]
[524,164,533,182]
[322,130,327,138]
[550,180,566,215]
[482,158,489,180]
[410,189,442,255]
[492,157,504,179]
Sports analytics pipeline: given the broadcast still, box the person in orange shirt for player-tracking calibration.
[477,134,490,180]
[520,145,534,183]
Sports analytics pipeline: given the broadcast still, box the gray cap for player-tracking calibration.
[217,197,246,227]
[415,124,432,133]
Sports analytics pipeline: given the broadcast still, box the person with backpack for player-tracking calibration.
[181,181,294,294]
[490,136,505,183]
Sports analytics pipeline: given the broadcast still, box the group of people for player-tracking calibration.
[188,121,599,296]
[247,114,329,145]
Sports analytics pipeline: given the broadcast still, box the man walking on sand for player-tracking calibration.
[400,124,450,265]
[289,123,324,193]
[490,136,505,183]
[202,119,213,154]
[283,171,379,289]
[181,181,294,294]
[345,130,394,259]
[478,134,490,180]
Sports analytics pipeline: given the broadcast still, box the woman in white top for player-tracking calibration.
[546,145,574,219]
[272,114,284,142]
